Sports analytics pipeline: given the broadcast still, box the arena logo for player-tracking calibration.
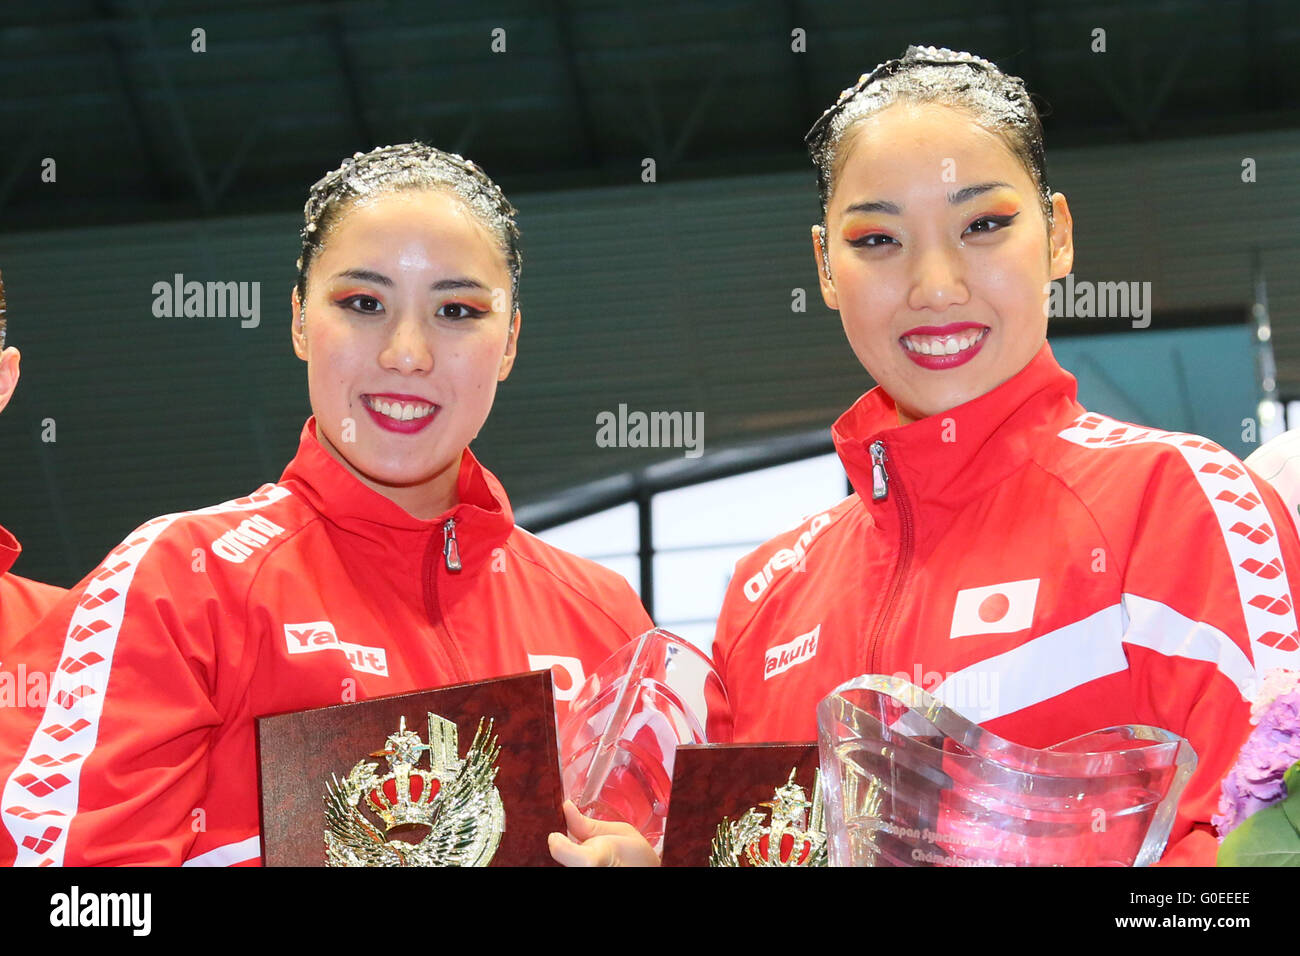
[595,404,704,459]
[210,514,286,564]
[151,273,261,328]
[1045,274,1152,329]
[744,511,832,602]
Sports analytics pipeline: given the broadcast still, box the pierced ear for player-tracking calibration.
[1048,193,1075,281]
[499,309,522,381]
[506,309,520,353]
[812,224,839,310]
[290,286,308,361]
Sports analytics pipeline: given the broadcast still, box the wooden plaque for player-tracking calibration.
[660,742,820,867]
[256,670,563,867]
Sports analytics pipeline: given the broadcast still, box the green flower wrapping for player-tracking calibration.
[1218,760,1300,866]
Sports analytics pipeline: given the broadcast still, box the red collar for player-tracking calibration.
[278,418,515,572]
[833,343,1084,511]
[0,523,19,578]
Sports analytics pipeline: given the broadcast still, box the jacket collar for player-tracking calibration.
[278,418,515,573]
[0,523,19,578]
[833,343,1084,512]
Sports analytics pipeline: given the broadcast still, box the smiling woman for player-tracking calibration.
[806,47,1072,423]
[0,144,654,868]
[704,46,1300,866]
[290,146,523,518]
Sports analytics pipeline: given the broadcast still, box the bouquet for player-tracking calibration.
[1214,669,1300,865]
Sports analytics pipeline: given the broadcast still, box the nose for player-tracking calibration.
[379,309,434,374]
[907,242,970,312]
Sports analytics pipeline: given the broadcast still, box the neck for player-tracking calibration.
[316,430,461,520]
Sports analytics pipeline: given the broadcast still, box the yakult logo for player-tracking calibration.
[763,625,820,680]
[744,512,832,602]
[211,514,285,564]
[284,621,389,677]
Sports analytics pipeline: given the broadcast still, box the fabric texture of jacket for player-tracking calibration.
[0,419,652,866]
[712,344,1300,866]
[0,524,65,660]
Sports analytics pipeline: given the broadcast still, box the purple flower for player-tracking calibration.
[1250,669,1300,724]
[1214,689,1300,840]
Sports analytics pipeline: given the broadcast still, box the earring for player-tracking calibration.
[816,225,833,281]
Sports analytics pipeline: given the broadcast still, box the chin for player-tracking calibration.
[897,389,974,422]
[340,442,447,484]
[360,462,449,490]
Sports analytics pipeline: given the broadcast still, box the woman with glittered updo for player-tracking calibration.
[0,144,653,867]
[709,45,1300,866]
[570,46,1300,867]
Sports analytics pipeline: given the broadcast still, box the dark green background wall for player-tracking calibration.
[3,129,1299,587]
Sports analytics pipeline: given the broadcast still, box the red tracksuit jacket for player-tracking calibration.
[0,524,65,659]
[0,419,652,866]
[713,344,1300,866]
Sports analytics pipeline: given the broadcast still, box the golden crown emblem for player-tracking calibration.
[710,768,828,867]
[324,713,505,867]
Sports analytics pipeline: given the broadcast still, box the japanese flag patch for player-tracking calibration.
[949,579,1040,640]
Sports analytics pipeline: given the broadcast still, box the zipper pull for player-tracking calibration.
[443,517,462,572]
[870,441,889,501]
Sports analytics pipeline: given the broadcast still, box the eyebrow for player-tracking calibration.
[844,199,901,216]
[843,182,1015,216]
[948,181,1014,204]
[333,268,393,286]
[331,269,489,292]
[432,277,490,292]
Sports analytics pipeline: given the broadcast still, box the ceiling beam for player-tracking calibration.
[321,0,374,148]
[549,0,598,166]
[126,0,214,209]
[784,0,813,140]
[94,0,167,199]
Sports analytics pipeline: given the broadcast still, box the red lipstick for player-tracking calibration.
[899,324,989,371]
[361,393,439,434]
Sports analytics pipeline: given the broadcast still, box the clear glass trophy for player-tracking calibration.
[557,629,733,852]
[817,675,1198,866]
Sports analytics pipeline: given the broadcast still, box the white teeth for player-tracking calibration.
[903,329,987,356]
[366,396,435,421]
